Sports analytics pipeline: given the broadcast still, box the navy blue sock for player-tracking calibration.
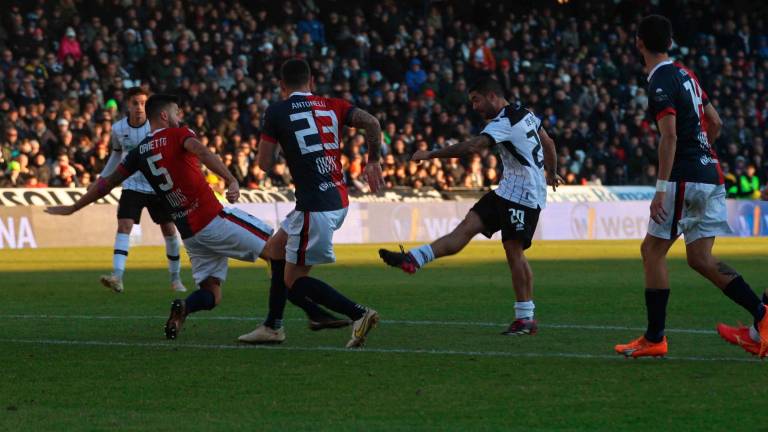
[286,288,336,322]
[184,289,216,315]
[644,289,670,343]
[292,277,366,320]
[264,260,287,329]
[722,277,764,326]
[763,291,768,306]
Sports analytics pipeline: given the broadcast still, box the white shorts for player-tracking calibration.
[281,208,347,266]
[183,208,274,285]
[647,182,732,244]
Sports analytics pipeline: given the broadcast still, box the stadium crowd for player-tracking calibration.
[1,0,768,198]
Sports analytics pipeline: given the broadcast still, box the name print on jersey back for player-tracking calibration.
[261,93,355,212]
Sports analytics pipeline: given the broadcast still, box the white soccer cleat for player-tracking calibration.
[100,274,124,293]
[171,280,187,292]
[238,325,286,344]
[346,309,380,349]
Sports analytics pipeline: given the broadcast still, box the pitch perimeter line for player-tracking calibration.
[0,337,760,363]
[0,314,717,334]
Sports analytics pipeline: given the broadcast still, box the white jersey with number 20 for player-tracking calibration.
[480,104,547,209]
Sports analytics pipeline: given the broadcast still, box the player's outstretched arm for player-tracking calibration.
[98,130,123,178]
[703,104,722,142]
[184,137,240,203]
[411,135,493,161]
[650,115,677,224]
[45,170,127,216]
[539,127,563,191]
[99,147,122,178]
[347,108,384,192]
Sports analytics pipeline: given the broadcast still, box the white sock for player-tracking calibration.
[165,235,181,282]
[113,233,130,280]
[514,301,535,320]
[750,325,760,343]
[410,244,435,268]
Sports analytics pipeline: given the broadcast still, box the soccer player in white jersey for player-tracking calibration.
[98,87,186,293]
[379,78,561,335]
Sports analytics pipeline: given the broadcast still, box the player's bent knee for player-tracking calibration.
[640,239,660,263]
[160,223,176,236]
[200,277,222,305]
[117,219,134,233]
[686,254,710,274]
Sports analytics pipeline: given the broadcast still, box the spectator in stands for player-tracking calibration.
[0,0,767,199]
[57,27,81,62]
[50,154,77,187]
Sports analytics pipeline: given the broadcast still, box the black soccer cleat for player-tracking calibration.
[309,311,352,331]
[164,299,186,340]
[378,249,419,274]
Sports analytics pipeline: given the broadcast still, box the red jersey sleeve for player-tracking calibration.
[173,127,197,149]
[328,98,355,129]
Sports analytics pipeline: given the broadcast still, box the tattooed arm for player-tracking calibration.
[347,108,384,192]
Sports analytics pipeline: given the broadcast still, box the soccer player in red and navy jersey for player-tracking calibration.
[238,59,384,348]
[45,94,339,341]
[614,15,768,358]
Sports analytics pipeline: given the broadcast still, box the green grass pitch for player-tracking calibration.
[1,239,766,431]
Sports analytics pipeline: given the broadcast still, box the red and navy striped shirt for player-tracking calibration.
[261,92,354,212]
[118,127,223,239]
[647,61,723,185]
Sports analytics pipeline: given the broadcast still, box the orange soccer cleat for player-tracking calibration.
[614,335,668,358]
[757,305,768,358]
[716,323,760,356]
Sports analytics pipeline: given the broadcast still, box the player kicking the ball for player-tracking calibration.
[379,77,560,336]
[46,94,346,341]
[98,87,186,294]
[238,59,383,348]
[614,15,768,359]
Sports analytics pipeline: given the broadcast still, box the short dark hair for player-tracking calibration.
[125,87,148,101]
[145,94,179,120]
[638,15,672,54]
[468,77,504,97]
[280,59,311,88]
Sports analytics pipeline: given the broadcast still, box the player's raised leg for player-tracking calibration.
[239,227,351,345]
[284,260,378,348]
[100,217,134,293]
[500,239,537,335]
[280,210,378,348]
[615,235,674,358]
[686,237,768,356]
[379,209,485,274]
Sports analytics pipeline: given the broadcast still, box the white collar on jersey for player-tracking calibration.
[289,91,312,97]
[647,59,674,82]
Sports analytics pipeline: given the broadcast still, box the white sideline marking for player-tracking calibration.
[0,337,760,363]
[0,314,715,334]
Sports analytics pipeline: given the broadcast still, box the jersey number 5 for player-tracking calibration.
[147,153,174,191]
[290,110,340,155]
